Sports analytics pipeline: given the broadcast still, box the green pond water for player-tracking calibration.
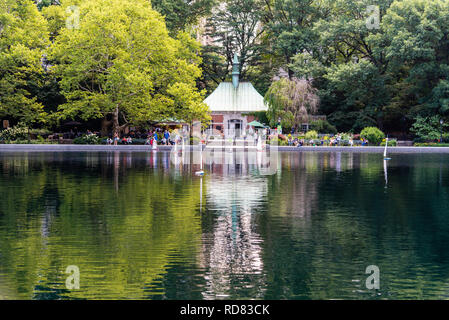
[1,151,449,300]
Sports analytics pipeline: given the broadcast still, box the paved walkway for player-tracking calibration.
[1,144,449,153]
[277,146,449,153]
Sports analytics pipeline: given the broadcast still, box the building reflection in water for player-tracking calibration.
[205,150,363,292]
[198,151,270,299]
[99,150,361,299]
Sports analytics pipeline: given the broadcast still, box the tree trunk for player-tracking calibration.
[112,106,130,137]
[101,116,112,137]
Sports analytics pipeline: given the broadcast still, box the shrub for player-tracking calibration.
[360,127,385,146]
[414,142,449,147]
[380,139,397,146]
[305,130,318,140]
[30,128,51,138]
[6,139,50,144]
[73,134,101,145]
[0,124,29,142]
[309,120,338,134]
[442,133,449,143]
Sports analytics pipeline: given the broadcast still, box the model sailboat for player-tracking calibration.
[384,136,391,160]
[195,143,204,176]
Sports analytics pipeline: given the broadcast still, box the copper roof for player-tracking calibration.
[204,82,268,113]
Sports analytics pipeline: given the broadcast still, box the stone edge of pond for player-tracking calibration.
[1,144,449,153]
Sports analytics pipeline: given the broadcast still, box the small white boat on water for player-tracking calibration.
[195,144,204,176]
[384,137,391,160]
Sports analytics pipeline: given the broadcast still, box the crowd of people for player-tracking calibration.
[105,128,183,146]
[286,133,369,147]
[65,125,371,147]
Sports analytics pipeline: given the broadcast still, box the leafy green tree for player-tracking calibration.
[263,0,322,77]
[323,60,388,132]
[151,0,215,33]
[0,0,50,126]
[200,0,265,90]
[50,0,209,136]
[383,0,449,117]
[289,0,400,132]
[264,75,318,128]
[410,115,447,141]
[294,0,449,133]
[40,2,67,41]
[309,119,337,134]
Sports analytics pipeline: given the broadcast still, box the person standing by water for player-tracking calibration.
[163,130,169,145]
[145,135,152,145]
[113,132,119,146]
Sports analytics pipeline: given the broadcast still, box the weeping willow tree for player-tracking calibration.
[264,72,319,130]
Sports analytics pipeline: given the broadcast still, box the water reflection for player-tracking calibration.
[1,151,449,299]
[200,173,267,299]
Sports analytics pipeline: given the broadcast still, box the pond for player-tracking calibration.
[0,150,449,299]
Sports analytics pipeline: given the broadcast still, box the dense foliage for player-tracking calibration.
[360,127,385,145]
[0,124,29,142]
[73,134,101,145]
[265,75,318,129]
[309,120,337,134]
[1,0,448,138]
[0,0,49,125]
[304,130,318,140]
[1,0,210,135]
[410,116,447,142]
[198,0,449,135]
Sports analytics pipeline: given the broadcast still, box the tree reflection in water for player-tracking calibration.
[1,151,449,299]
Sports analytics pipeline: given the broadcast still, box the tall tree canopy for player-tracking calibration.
[1,0,448,136]
[263,0,322,76]
[264,71,319,128]
[289,0,394,132]
[0,0,50,125]
[50,0,209,135]
[384,0,449,117]
[151,0,215,33]
[200,0,265,91]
